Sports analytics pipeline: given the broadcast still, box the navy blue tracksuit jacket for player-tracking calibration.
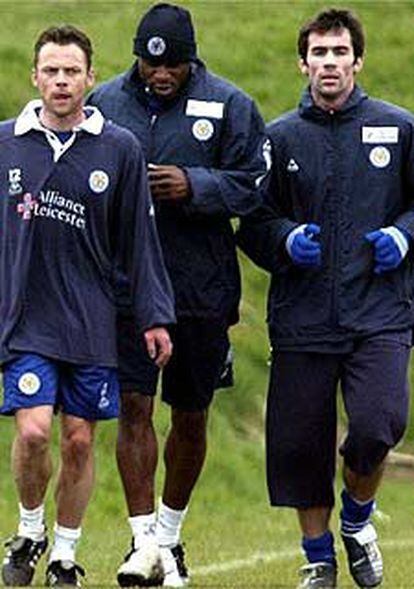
[88,60,268,326]
[237,86,414,348]
[0,102,175,366]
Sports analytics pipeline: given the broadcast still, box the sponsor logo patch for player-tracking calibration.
[17,189,86,230]
[192,118,214,141]
[186,99,224,119]
[18,372,41,396]
[362,126,399,144]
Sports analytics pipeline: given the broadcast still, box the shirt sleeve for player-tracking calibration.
[183,93,270,218]
[236,136,298,274]
[393,119,414,244]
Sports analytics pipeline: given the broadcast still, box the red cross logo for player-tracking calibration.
[17,193,37,220]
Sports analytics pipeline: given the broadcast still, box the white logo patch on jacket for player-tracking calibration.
[186,99,224,119]
[369,146,391,168]
[192,119,214,141]
[362,126,399,144]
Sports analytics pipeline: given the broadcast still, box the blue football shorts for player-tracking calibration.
[1,353,119,421]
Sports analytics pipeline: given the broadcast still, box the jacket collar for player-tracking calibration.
[14,99,105,136]
[299,85,368,121]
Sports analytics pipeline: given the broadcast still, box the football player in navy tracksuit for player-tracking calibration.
[88,3,269,586]
[238,9,414,589]
[0,25,174,588]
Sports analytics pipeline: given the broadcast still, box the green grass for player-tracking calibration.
[3,414,414,587]
[2,1,414,586]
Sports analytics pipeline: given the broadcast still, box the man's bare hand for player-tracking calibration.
[144,326,173,368]
[148,164,190,201]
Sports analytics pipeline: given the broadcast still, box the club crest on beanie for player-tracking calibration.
[134,2,197,65]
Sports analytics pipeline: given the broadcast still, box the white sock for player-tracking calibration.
[18,503,46,541]
[156,499,188,548]
[129,513,157,549]
[49,523,81,563]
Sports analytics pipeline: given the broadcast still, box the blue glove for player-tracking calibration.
[365,226,410,274]
[286,223,321,267]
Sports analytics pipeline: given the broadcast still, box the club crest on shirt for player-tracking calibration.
[18,372,41,396]
[89,170,109,193]
[369,146,391,169]
[147,36,166,57]
[192,118,214,142]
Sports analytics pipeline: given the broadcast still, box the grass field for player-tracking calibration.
[2,0,414,587]
[2,414,414,588]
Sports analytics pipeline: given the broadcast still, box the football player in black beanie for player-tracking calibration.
[88,4,269,586]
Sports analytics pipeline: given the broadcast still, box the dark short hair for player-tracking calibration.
[298,9,365,63]
[34,25,93,70]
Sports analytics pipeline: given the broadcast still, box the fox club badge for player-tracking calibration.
[89,170,109,193]
[192,118,214,142]
[18,372,41,396]
[369,146,391,169]
[147,36,166,56]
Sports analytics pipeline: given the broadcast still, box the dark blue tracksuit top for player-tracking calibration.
[0,102,175,366]
[87,60,268,325]
[237,86,414,349]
